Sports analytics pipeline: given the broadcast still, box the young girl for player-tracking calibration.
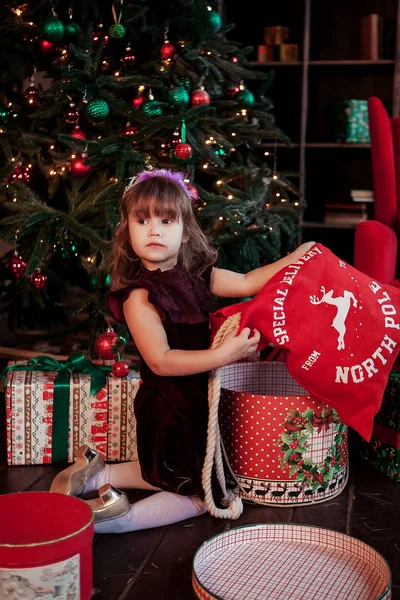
[51,169,314,534]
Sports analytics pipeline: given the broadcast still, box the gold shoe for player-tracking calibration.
[85,484,130,523]
[50,444,105,496]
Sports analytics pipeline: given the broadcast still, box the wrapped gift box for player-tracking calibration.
[359,370,399,481]
[5,354,140,466]
[328,100,370,143]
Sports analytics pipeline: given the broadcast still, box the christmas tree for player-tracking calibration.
[0,0,304,343]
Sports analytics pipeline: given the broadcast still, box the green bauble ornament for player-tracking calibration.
[208,10,222,33]
[109,23,126,39]
[40,17,65,42]
[234,89,255,108]
[0,105,9,123]
[168,86,189,107]
[142,99,162,117]
[65,22,81,38]
[86,99,110,122]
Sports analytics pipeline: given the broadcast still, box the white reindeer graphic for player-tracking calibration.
[310,286,358,350]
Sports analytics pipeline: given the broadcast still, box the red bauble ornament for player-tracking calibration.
[70,156,91,178]
[95,329,119,360]
[30,269,47,289]
[71,126,86,140]
[7,255,27,278]
[132,96,144,110]
[25,86,39,105]
[120,46,136,69]
[120,124,139,137]
[92,24,109,48]
[174,143,193,160]
[160,40,175,60]
[8,164,30,185]
[191,88,210,106]
[40,39,55,53]
[186,183,199,201]
[112,361,130,378]
[65,104,79,125]
[224,82,241,98]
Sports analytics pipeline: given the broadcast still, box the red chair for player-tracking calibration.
[353,97,400,287]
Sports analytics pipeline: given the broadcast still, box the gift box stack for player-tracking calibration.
[258,26,299,63]
[359,370,399,482]
[5,353,140,466]
[327,99,370,144]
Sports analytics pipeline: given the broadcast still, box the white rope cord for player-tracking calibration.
[202,313,244,519]
[202,313,281,518]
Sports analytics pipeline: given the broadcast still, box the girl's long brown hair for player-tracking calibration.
[109,176,218,291]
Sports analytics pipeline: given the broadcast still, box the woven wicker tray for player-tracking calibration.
[192,523,391,600]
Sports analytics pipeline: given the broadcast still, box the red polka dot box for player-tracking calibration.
[192,523,392,600]
[217,361,348,506]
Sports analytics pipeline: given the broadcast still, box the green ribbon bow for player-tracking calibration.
[3,353,109,463]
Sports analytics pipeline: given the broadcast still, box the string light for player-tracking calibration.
[203,163,209,169]
[264,151,270,156]
[227,194,233,200]
[272,175,278,180]
[219,216,223,220]
[216,180,223,186]
[276,193,280,197]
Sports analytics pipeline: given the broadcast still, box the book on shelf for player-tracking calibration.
[350,189,374,203]
[361,14,379,60]
[324,202,368,226]
[361,14,396,60]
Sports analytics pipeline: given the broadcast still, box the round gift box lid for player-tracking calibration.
[192,523,391,600]
[0,492,93,547]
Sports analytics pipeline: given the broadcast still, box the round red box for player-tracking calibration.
[0,492,94,599]
[219,362,349,505]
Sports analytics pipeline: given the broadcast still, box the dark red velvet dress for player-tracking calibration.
[108,263,216,499]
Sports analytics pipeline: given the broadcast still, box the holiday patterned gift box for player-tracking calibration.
[328,99,370,143]
[4,353,139,466]
[359,370,399,481]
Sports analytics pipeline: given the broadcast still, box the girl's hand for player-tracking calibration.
[219,327,261,365]
[291,241,316,261]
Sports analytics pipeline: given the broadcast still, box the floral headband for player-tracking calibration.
[124,169,196,200]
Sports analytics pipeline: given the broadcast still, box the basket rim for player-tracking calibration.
[192,522,392,600]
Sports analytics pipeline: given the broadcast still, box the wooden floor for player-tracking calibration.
[0,451,399,600]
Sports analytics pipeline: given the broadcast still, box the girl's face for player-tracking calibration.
[128,207,185,271]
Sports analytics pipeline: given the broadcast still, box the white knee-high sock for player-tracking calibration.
[94,492,207,534]
[83,460,161,494]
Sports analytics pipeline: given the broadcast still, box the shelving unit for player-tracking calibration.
[224,0,400,262]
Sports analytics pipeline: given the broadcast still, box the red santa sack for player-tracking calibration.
[210,243,400,441]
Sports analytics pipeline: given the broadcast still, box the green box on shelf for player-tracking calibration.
[359,370,400,482]
[328,100,370,144]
